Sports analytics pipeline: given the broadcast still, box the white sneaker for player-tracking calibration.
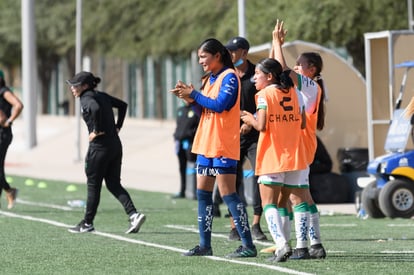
[68,220,95,233]
[125,213,146,234]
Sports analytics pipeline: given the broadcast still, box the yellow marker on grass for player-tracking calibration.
[66,184,77,192]
[37,181,47,188]
[25,179,35,186]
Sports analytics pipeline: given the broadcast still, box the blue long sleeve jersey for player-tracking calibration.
[189,69,238,116]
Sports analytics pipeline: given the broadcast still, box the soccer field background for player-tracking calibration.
[2,175,414,275]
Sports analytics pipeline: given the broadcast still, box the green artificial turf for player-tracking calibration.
[1,175,414,275]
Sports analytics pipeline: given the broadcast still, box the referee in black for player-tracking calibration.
[66,71,145,234]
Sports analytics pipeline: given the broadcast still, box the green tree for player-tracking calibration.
[0,0,77,113]
[36,0,77,113]
[274,0,409,75]
[80,0,409,74]
[80,0,236,59]
[0,0,410,114]
[0,0,22,85]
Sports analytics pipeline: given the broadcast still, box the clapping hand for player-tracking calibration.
[170,80,195,103]
[240,110,255,126]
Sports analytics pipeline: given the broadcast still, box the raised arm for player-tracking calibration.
[271,19,299,88]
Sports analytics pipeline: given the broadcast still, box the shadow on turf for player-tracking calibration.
[328,253,414,262]
[324,237,414,241]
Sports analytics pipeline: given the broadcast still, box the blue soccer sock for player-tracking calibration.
[197,189,214,249]
[222,192,254,248]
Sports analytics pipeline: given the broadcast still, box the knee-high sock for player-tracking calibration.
[264,204,286,248]
[288,211,293,245]
[197,189,213,249]
[278,207,291,243]
[223,192,254,248]
[293,202,310,249]
[309,203,322,246]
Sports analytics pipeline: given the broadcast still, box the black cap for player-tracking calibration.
[66,71,95,86]
[225,36,250,51]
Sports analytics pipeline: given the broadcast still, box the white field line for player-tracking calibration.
[7,199,414,271]
[0,210,70,227]
[16,198,73,211]
[0,209,314,275]
[320,224,357,227]
[380,250,414,254]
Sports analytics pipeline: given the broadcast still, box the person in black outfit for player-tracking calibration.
[310,136,332,174]
[172,101,199,199]
[66,71,145,234]
[213,37,267,241]
[0,70,23,209]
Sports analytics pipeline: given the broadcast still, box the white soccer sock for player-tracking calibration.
[309,204,322,246]
[293,202,310,249]
[278,208,291,244]
[264,204,286,248]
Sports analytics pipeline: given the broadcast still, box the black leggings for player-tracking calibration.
[0,128,12,196]
[83,140,137,224]
[236,141,263,216]
[177,144,187,195]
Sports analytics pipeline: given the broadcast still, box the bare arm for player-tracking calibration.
[240,109,266,132]
[404,96,414,119]
[272,19,299,88]
[301,107,306,129]
[3,91,23,127]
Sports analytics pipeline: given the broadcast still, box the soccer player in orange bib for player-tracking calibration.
[241,57,306,262]
[272,19,327,260]
[171,38,257,258]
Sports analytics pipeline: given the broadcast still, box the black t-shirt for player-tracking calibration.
[0,86,12,117]
[239,60,259,146]
[173,104,199,142]
[310,136,333,174]
[80,89,127,145]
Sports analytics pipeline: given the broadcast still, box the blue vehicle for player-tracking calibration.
[359,61,414,218]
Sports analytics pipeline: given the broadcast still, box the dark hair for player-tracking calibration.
[200,72,210,90]
[198,38,234,70]
[67,71,101,90]
[300,52,325,130]
[256,58,294,90]
[86,74,101,89]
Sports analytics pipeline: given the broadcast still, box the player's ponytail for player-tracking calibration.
[301,52,325,130]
